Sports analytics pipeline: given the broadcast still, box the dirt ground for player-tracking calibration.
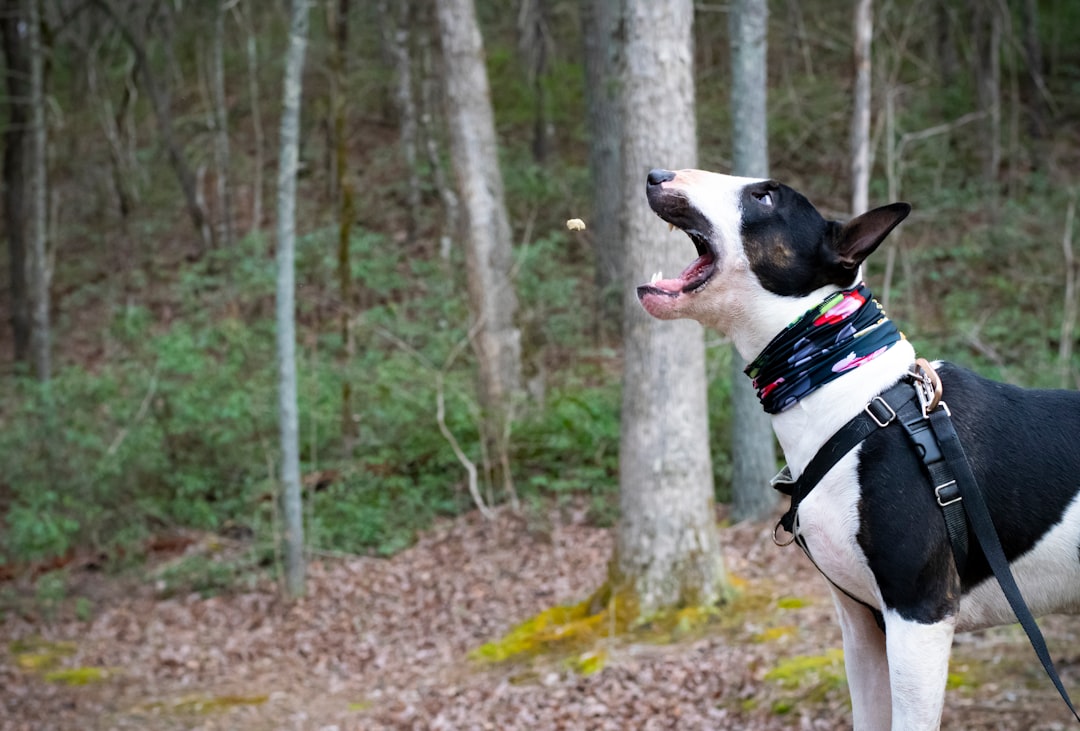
[3,504,1080,731]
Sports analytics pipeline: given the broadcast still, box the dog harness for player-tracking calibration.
[770,358,1080,723]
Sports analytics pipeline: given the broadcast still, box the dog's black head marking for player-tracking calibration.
[741,183,911,297]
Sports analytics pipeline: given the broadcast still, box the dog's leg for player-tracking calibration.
[832,590,891,730]
[883,610,955,731]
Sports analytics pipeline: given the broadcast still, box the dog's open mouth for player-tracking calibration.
[638,190,718,299]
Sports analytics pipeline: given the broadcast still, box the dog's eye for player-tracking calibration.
[752,191,773,207]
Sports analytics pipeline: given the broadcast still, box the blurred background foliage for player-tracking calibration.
[1,0,1078,573]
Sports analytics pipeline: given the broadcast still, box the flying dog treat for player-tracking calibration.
[566,218,586,231]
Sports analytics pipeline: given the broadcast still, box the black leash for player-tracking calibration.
[773,360,1080,722]
[924,402,1080,723]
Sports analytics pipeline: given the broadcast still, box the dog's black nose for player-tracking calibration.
[647,168,676,186]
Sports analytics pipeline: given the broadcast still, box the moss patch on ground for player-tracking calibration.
[135,694,270,715]
[10,637,78,672]
[763,648,848,714]
[471,575,817,675]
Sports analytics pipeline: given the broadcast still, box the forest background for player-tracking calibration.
[1,0,1079,602]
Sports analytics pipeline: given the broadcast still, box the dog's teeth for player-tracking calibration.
[650,271,662,284]
[668,223,676,232]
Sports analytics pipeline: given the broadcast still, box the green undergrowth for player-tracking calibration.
[0,222,628,567]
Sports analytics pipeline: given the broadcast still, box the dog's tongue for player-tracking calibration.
[647,254,713,294]
[648,273,686,294]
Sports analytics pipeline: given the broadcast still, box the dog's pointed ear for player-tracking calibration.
[832,203,911,269]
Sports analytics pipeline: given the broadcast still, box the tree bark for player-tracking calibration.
[613,0,727,616]
[276,0,311,599]
[1,0,31,363]
[435,0,523,503]
[581,0,622,330]
[728,0,777,522]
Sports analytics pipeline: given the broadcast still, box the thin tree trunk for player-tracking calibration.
[851,0,873,217]
[435,0,522,506]
[970,0,1001,187]
[417,0,457,262]
[517,0,550,163]
[581,0,622,331]
[91,0,212,254]
[1,0,31,362]
[276,0,311,599]
[728,0,777,522]
[212,0,233,248]
[27,0,50,382]
[86,54,134,220]
[614,0,727,616]
[236,0,264,232]
[387,0,421,242]
[329,0,356,454]
[1020,0,1047,139]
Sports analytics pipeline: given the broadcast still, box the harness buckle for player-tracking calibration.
[935,479,962,507]
[865,396,897,427]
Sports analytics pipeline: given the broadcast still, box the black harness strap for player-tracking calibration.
[895,401,970,574]
[774,379,917,536]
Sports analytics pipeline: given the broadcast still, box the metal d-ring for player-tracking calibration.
[773,520,796,547]
[913,357,944,416]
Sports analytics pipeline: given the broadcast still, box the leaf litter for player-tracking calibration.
[2,503,1079,730]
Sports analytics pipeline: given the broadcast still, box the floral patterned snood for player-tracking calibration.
[744,282,904,414]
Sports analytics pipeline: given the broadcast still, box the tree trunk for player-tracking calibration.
[1,0,31,363]
[385,0,421,243]
[329,0,356,454]
[212,0,233,248]
[237,0,264,232]
[613,0,727,616]
[969,0,1001,186]
[27,0,50,381]
[435,0,522,505]
[91,0,212,254]
[276,0,311,599]
[517,0,550,163]
[417,0,458,262]
[851,0,873,217]
[728,0,777,522]
[1020,0,1048,140]
[580,0,622,331]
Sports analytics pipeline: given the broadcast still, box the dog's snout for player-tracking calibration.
[647,168,676,187]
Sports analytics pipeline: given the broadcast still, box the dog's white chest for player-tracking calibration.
[793,450,882,609]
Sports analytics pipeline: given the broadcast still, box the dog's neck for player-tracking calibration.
[730,281,916,476]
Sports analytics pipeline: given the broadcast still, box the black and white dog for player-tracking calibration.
[638,168,1080,730]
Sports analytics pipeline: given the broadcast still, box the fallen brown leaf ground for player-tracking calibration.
[3,504,1079,730]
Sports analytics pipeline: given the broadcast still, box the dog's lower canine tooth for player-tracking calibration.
[669,223,676,232]
[651,271,662,284]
